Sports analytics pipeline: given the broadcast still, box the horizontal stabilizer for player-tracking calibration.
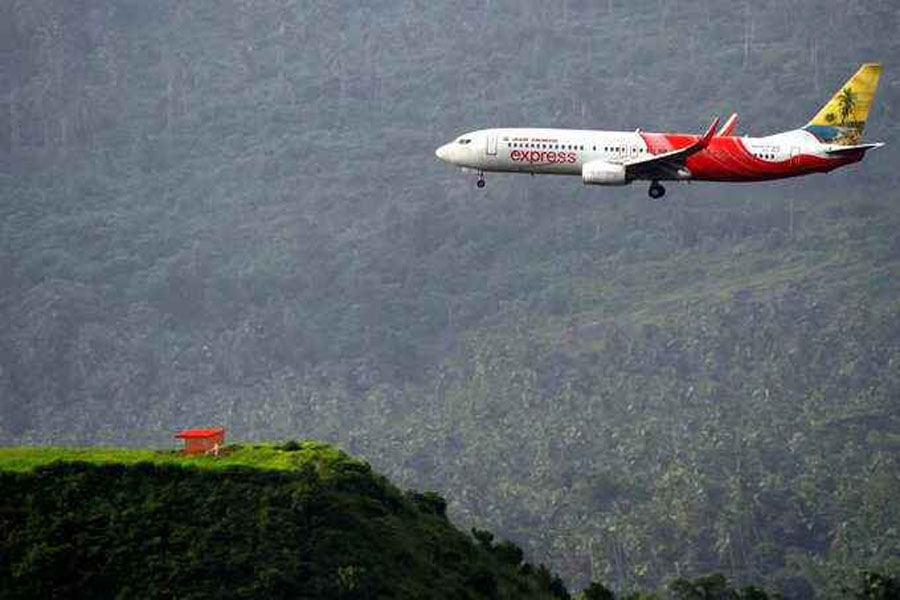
[824,142,884,155]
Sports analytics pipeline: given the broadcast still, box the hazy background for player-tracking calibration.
[2,0,899,594]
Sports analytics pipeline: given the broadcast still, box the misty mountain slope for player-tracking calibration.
[2,0,899,595]
[357,181,900,594]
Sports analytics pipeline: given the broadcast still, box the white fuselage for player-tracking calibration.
[435,128,838,181]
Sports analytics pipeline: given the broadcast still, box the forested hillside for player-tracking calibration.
[2,1,899,595]
[0,443,570,599]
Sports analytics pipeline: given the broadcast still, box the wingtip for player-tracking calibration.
[700,116,720,145]
[717,113,739,137]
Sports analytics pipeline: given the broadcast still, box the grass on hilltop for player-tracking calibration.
[0,440,353,474]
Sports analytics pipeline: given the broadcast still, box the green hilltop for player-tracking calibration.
[0,441,344,473]
[0,442,569,599]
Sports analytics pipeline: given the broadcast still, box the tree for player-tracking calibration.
[854,572,900,600]
[669,574,736,600]
[583,581,616,600]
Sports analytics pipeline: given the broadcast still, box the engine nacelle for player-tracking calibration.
[582,160,627,185]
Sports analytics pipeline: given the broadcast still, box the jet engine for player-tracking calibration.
[582,160,627,185]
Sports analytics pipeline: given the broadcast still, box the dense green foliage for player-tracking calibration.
[2,0,899,595]
[2,445,895,599]
[0,443,568,599]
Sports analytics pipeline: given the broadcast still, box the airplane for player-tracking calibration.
[435,63,883,199]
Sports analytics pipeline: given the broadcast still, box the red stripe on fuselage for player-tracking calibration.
[638,133,860,182]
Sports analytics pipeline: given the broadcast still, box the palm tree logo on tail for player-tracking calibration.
[838,87,857,125]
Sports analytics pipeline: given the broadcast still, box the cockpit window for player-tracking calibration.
[458,138,472,145]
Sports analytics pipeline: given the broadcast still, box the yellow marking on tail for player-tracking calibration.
[806,63,882,145]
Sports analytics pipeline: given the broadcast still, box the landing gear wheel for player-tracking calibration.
[648,181,666,199]
[476,176,486,188]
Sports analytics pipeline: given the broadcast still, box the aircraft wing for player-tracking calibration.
[625,117,720,181]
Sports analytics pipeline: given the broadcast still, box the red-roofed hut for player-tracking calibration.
[175,427,225,455]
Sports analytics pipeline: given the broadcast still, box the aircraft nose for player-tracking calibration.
[435,143,451,162]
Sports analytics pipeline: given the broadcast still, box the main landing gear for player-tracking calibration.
[648,181,666,199]
[476,172,486,188]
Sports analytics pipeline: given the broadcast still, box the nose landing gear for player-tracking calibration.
[648,181,666,199]
[476,172,486,188]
